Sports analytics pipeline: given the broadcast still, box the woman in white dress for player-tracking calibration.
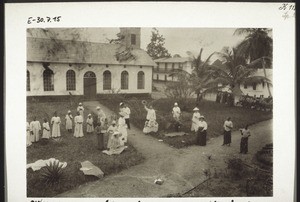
[74,112,84,138]
[118,112,128,145]
[191,107,201,132]
[86,114,94,134]
[42,118,51,139]
[30,117,41,142]
[65,110,73,133]
[51,112,61,138]
[26,122,32,147]
[77,103,85,121]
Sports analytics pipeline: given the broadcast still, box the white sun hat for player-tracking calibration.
[199,115,205,119]
[88,114,92,116]
[193,107,199,111]
[174,102,178,106]
[119,102,124,106]
[96,106,101,109]
[79,103,82,106]
[68,110,71,113]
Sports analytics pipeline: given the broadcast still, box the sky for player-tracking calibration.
[28,27,255,60]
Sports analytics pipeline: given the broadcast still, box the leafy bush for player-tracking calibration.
[40,160,66,186]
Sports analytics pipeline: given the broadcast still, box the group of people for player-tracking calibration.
[237,94,273,111]
[216,91,235,106]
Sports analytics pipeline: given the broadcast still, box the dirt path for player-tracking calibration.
[59,101,272,197]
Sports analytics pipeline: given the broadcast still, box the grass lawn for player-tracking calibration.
[27,101,144,197]
[101,97,272,148]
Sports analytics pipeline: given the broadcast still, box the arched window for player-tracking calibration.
[66,70,76,91]
[43,69,54,91]
[137,71,145,89]
[27,70,30,91]
[84,71,96,78]
[103,70,111,90]
[121,71,129,90]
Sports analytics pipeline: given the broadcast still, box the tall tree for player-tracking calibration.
[234,28,273,96]
[146,28,171,60]
[206,47,272,105]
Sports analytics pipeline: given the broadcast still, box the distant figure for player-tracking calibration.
[197,115,208,146]
[172,102,181,132]
[222,117,233,146]
[191,107,200,132]
[96,106,106,124]
[143,104,158,134]
[42,118,51,139]
[30,117,41,143]
[118,112,128,145]
[216,92,221,103]
[51,112,61,138]
[77,103,84,120]
[120,102,131,129]
[86,114,94,134]
[74,111,84,138]
[95,122,104,150]
[65,110,73,133]
[26,122,32,147]
[240,125,251,154]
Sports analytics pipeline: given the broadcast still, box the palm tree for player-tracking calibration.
[234,28,273,96]
[206,47,272,105]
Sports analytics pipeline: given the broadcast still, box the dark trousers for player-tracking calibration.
[97,133,104,150]
[125,118,130,129]
[240,137,249,153]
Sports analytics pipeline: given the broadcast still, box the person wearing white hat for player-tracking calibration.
[74,111,84,138]
[197,115,208,146]
[172,102,181,132]
[118,112,128,145]
[191,107,201,132]
[77,103,85,121]
[120,102,131,129]
[65,110,73,133]
[86,114,94,134]
[51,112,61,138]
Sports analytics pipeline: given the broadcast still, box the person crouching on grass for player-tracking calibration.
[42,118,51,139]
[86,114,94,134]
[197,115,208,146]
[240,125,251,154]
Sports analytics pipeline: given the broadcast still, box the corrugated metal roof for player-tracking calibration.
[27,37,157,66]
[154,57,193,63]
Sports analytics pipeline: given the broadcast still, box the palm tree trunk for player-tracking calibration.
[262,57,272,97]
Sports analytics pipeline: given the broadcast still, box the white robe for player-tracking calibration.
[145,107,156,121]
[26,122,32,147]
[86,118,94,133]
[51,116,61,138]
[65,114,73,130]
[191,112,201,132]
[172,106,181,121]
[30,120,41,142]
[118,117,128,145]
[42,122,51,139]
[77,106,84,120]
[74,115,84,138]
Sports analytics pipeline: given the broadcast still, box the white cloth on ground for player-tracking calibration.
[26,158,67,171]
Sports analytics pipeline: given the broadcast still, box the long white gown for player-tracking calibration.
[30,120,41,142]
[86,117,94,133]
[65,114,73,130]
[74,115,84,138]
[42,122,51,139]
[77,106,84,120]
[51,116,61,138]
[118,117,128,145]
[191,112,201,132]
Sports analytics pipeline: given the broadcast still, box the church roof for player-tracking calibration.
[27,37,156,66]
[154,57,193,63]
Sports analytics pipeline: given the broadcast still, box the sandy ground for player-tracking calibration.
[58,101,272,197]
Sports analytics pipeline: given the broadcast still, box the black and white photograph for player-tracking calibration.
[5,2,295,202]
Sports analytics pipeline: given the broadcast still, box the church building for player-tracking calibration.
[26,28,156,98]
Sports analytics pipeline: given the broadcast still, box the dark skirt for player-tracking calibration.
[223,130,231,144]
[97,133,104,150]
[125,118,130,129]
[240,137,248,153]
[197,130,207,146]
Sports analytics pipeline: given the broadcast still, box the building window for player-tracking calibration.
[27,70,30,91]
[43,69,54,91]
[244,83,247,89]
[164,75,167,81]
[131,34,136,45]
[66,70,76,91]
[156,74,159,80]
[121,71,129,89]
[137,71,145,89]
[103,70,111,90]
[252,83,257,90]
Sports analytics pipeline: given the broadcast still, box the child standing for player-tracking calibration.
[240,125,251,154]
[42,118,51,139]
[86,114,94,134]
